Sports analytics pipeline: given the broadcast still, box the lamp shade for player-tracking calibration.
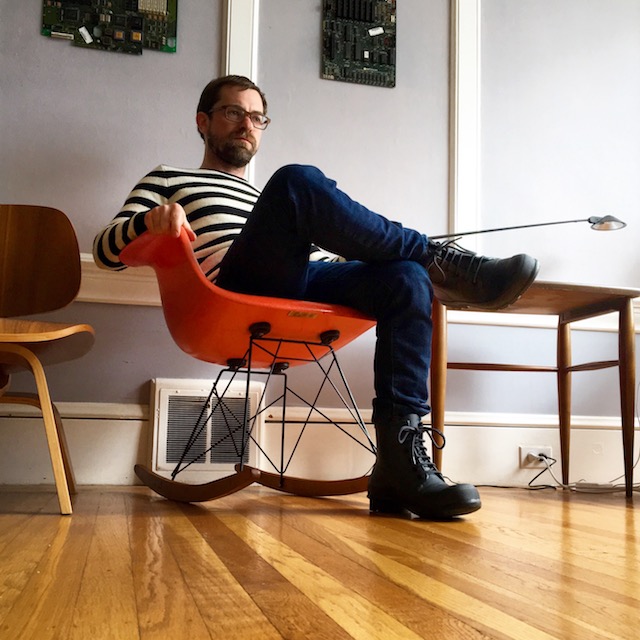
[588,215,626,231]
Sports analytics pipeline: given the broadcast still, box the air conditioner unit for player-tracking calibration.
[150,377,266,483]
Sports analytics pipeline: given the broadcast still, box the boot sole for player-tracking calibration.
[369,494,482,520]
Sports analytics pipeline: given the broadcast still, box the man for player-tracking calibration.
[94,75,538,519]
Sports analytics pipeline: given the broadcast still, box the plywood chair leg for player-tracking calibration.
[0,345,73,515]
[50,401,77,495]
[0,393,77,496]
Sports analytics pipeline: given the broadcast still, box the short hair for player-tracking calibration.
[197,75,267,114]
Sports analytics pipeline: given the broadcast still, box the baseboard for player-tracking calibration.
[0,402,634,487]
[0,403,148,486]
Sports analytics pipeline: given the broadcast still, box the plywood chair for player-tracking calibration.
[121,229,377,503]
[0,205,95,515]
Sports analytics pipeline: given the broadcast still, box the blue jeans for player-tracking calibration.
[216,164,433,422]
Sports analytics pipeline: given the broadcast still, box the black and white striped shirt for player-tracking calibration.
[93,165,261,281]
[93,165,337,281]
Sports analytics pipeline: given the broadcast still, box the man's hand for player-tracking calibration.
[144,203,196,241]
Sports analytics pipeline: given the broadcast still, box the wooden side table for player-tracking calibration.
[430,281,640,497]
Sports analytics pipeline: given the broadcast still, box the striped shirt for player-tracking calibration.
[93,165,336,282]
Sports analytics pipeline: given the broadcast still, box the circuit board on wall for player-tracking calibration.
[321,0,396,88]
[41,0,178,55]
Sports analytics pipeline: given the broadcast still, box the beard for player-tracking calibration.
[205,130,257,168]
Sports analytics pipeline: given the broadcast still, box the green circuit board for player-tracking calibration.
[322,0,396,88]
[41,0,178,55]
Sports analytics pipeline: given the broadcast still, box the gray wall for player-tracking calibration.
[1,0,638,417]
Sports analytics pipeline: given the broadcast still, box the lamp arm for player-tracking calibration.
[431,218,588,240]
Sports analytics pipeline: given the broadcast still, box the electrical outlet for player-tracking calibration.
[519,445,553,468]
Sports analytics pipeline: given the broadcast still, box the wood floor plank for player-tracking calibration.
[214,493,495,639]
[292,491,639,640]
[154,501,282,639]
[217,510,430,640]
[427,499,640,592]
[0,490,100,640]
[307,512,614,640]
[216,488,640,640]
[0,499,65,625]
[67,491,140,640]
[0,488,58,519]
[234,492,559,640]
[0,490,59,557]
[183,504,354,640]
[126,493,213,639]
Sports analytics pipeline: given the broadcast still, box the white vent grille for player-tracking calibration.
[151,378,265,482]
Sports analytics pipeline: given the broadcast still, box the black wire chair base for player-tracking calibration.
[136,329,377,503]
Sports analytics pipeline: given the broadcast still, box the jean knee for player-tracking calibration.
[269,164,322,187]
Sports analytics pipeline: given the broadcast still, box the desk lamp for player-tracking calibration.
[431,215,626,240]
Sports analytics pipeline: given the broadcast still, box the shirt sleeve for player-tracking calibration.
[92,166,168,271]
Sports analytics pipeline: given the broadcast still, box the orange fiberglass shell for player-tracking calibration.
[120,229,375,369]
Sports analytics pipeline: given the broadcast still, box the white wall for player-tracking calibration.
[479,0,640,287]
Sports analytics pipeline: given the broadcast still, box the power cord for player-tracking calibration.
[451,380,640,493]
[526,452,640,494]
[526,378,640,494]
[526,453,563,490]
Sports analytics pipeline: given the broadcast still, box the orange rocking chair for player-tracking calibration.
[120,229,377,503]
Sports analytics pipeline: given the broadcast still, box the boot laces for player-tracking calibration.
[429,239,487,283]
[398,423,446,474]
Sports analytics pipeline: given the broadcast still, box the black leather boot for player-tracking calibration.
[423,239,539,310]
[368,414,481,519]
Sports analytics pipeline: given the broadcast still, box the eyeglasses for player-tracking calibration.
[209,105,271,130]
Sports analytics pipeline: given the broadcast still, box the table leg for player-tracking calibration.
[619,299,636,498]
[557,321,572,486]
[430,299,447,470]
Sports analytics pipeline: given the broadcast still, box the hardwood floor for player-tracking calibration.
[0,485,638,639]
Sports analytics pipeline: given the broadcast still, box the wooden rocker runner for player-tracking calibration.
[121,230,377,503]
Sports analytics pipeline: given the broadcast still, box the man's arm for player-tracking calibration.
[93,166,193,271]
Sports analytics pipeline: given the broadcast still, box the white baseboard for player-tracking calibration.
[0,402,635,487]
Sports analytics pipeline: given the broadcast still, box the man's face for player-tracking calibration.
[201,86,265,169]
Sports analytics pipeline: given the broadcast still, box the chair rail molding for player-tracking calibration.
[78,253,640,332]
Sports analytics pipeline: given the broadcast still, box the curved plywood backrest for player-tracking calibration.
[0,205,81,317]
[120,230,376,368]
